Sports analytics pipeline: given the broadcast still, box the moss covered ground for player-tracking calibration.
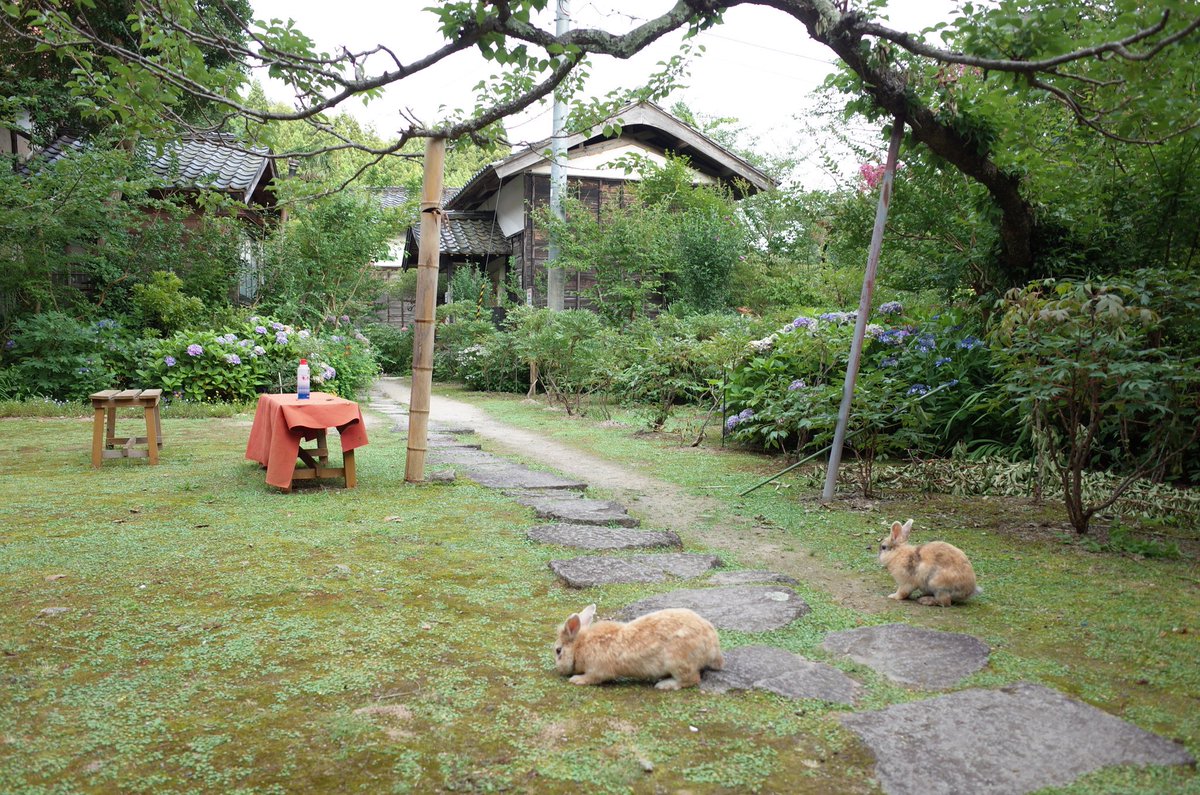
[0,393,1197,793]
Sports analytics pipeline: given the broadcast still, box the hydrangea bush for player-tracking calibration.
[137,316,378,402]
[723,304,1002,459]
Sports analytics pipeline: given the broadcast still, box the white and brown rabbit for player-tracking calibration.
[554,604,724,690]
[878,519,979,607]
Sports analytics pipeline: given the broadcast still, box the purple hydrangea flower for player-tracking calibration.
[298,330,311,339]
[320,364,336,381]
[270,322,284,331]
[275,332,288,345]
[252,345,265,356]
[186,344,203,357]
[221,333,237,344]
[248,316,260,323]
[325,315,336,324]
[238,339,251,348]
[791,316,816,330]
[877,301,904,315]
[330,335,344,343]
[339,315,350,324]
[354,332,368,343]
[255,325,268,334]
[788,379,807,391]
[881,356,898,367]
[4,339,15,350]
[907,384,930,396]
[164,355,176,367]
[738,408,754,421]
[225,353,242,365]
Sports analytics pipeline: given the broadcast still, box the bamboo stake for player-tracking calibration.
[405,137,447,483]
[821,115,905,503]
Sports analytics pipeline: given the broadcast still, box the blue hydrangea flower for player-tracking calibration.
[791,316,816,330]
[907,384,930,396]
[944,379,960,388]
[3,339,15,350]
[878,329,909,346]
[877,301,903,315]
[915,332,937,354]
[934,356,952,367]
[881,356,898,367]
[958,335,983,350]
[298,330,311,340]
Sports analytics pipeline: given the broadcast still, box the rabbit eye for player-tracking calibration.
[880,544,887,550]
[555,646,562,657]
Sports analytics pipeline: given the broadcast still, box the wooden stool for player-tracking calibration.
[90,389,163,467]
[290,429,357,490]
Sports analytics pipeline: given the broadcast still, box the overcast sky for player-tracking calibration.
[247,1,961,188]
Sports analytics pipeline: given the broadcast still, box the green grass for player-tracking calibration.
[1,389,1197,794]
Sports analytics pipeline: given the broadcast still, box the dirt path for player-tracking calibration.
[370,377,888,614]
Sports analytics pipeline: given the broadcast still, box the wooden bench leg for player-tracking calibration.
[344,449,356,488]
[91,407,105,468]
[105,406,117,449]
[145,405,159,465]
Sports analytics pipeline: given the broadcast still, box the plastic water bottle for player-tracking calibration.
[296,358,310,399]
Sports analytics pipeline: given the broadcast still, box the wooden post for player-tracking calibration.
[405,137,447,483]
[822,115,905,503]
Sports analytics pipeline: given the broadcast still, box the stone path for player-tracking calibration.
[367,387,1196,794]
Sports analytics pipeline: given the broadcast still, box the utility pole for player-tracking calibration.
[822,115,905,502]
[546,0,570,311]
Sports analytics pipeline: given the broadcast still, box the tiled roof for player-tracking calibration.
[367,186,461,210]
[147,135,273,200]
[25,133,275,203]
[409,211,509,257]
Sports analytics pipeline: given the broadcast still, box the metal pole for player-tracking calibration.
[821,115,905,502]
[546,0,569,311]
[405,137,446,483]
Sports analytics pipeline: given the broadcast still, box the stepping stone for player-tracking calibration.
[427,435,481,449]
[513,493,639,527]
[617,585,810,632]
[821,624,989,689]
[701,645,861,705]
[550,553,721,588]
[463,463,587,491]
[706,570,798,586]
[429,426,475,436]
[527,524,681,550]
[840,682,1195,795]
[427,448,503,466]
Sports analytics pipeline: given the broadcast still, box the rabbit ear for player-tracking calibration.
[898,519,914,542]
[579,604,597,630]
[889,521,905,542]
[564,614,582,639]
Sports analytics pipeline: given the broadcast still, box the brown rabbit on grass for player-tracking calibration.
[554,604,724,690]
[878,519,979,607]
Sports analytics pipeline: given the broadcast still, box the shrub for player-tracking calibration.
[2,312,114,401]
[361,321,412,375]
[992,271,1200,534]
[136,316,378,402]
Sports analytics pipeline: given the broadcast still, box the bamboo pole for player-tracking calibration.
[405,137,447,483]
[821,115,905,503]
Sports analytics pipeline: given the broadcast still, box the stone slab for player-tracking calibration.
[427,435,481,449]
[701,645,861,705]
[527,524,681,550]
[821,624,990,689]
[550,553,722,588]
[427,448,505,466]
[463,464,587,491]
[617,585,810,632]
[706,570,799,587]
[428,426,475,436]
[513,493,639,527]
[840,682,1195,795]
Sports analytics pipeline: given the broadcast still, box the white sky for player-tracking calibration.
[247,1,961,188]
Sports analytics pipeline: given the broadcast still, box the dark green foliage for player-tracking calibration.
[1,312,113,401]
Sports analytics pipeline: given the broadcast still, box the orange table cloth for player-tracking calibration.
[245,392,368,489]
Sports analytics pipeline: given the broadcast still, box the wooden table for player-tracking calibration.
[90,388,163,467]
[245,392,368,491]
